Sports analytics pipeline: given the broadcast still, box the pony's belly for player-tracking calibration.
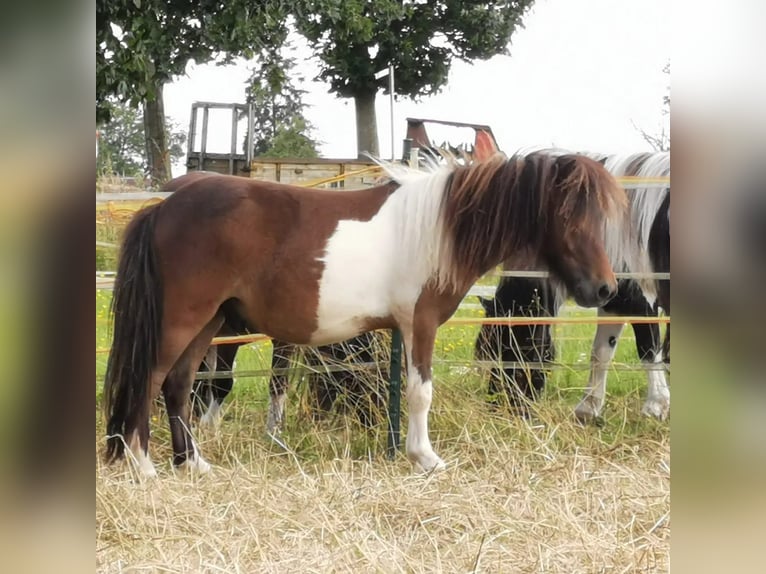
[308,320,367,346]
[312,277,392,345]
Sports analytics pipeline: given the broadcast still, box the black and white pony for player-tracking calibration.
[475,151,670,421]
[192,330,389,430]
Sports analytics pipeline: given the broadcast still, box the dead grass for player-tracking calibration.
[96,368,669,573]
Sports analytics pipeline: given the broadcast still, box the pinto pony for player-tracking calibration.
[103,152,626,476]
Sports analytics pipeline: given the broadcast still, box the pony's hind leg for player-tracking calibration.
[192,345,218,421]
[266,341,296,434]
[574,312,625,423]
[163,314,225,473]
[126,419,157,478]
[199,342,239,429]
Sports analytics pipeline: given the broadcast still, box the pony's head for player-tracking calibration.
[440,152,626,307]
[539,153,626,307]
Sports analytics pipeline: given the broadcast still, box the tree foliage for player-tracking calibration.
[245,46,319,158]
[96,0,287,122]
[97,0,287,183]
[291,0,534,154]
[262,117,320,158]
[97,100,186,177]
[295,0,534,99]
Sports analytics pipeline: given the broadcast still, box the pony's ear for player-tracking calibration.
[554,154,578,171]
[597,156,608,166]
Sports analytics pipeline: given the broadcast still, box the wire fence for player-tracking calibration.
[95,173,671,396]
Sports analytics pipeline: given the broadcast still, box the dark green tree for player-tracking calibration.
[97,0,286,184]
[245,46,320,158]
[97,100,187,177]
[293,0,535,155]
[262,117,320,158]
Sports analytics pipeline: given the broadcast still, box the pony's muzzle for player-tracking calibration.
[598,282,617,303]
[572,277,618,308]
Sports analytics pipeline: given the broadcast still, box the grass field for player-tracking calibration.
[95,289,670,573]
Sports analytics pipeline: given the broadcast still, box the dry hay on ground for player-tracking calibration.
[96,395,669,574]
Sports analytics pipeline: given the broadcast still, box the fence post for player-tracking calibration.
[387,328,403,459]
[386,143,419,459]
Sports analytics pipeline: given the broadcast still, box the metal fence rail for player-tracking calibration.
[96,171,671,459]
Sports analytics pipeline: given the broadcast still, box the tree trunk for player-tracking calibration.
[354,90,379,157]
[143,81,171,187]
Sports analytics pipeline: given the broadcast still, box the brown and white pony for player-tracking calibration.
[103,152,626,476]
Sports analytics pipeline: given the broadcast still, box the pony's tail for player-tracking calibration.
[103,204,162,461]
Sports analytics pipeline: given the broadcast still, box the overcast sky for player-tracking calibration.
[164,0,669,176]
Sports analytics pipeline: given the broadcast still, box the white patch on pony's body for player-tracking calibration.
[312,167,453,344]
[128,432,157,478]
[574,319,625,422]
[266,392,287,434]
[641,352,670,420]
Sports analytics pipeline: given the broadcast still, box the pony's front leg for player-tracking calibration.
[404,324,446,473]
[634,322,670,420]
[266,341,295,434]
[641,354,670,420]
[575,318,625,423]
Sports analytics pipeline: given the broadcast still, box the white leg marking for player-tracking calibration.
[641,351,670,420]
[128,432,157,478]
[266,392,287,435]
[199,399,223,429]
[405,368,445,473]
[176,442,211,474]
[575,320,625,423]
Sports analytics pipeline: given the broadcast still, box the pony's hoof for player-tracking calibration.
[574,403,600,425]
[134,464,158,479]
[176,456,212,475]
[641,397,670,421]
[199,403,223,429]
[411,452,447,474]
[127,453,158,478]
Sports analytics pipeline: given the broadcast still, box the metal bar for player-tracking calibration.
[200,105,209,171]
[189,359,668,381]
[187,104,197,169]
[229,106,238,175]
[389,64,395,161]
[401,138,413,163]
[194,361,384,380]
[448,315,670,327]
[495,270,670,280]
[247,102,254,165]
[95,191,173,202]
[387,329,403,459]
[405,117,494,132]
[468,360,668,371]
[187,101,246,109]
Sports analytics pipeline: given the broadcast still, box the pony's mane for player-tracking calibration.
[376,151,625,292]
[601,151,670,298]
[437,151,624,290]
